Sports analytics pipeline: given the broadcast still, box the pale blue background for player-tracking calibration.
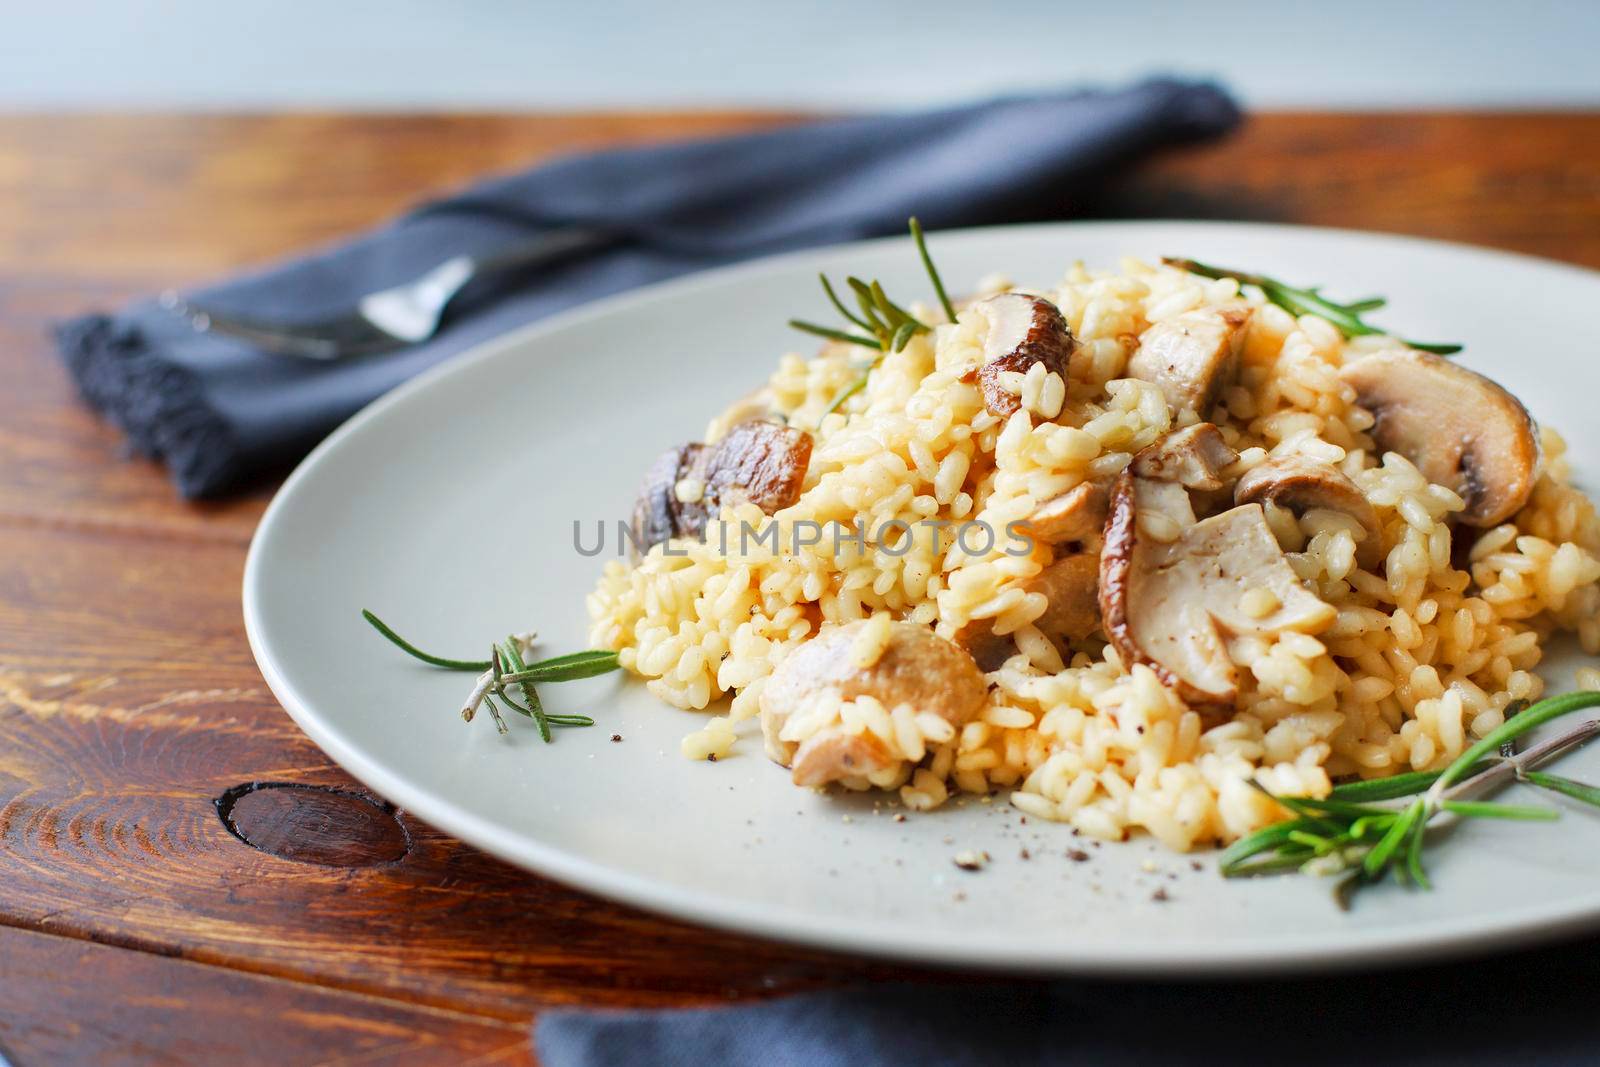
[2,0,1598,110]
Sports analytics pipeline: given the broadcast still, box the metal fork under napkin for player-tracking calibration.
[55,80,1240,497]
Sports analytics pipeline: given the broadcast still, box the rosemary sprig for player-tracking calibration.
[791,217,956,419]
[497,640,551,742]
[361,609,490,670]
[1163,257,1463,355]
[1221,691,1600,907]
[362,608,618,744]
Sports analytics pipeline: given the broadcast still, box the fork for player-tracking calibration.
[163,226,613,360]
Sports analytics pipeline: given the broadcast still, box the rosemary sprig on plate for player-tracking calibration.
[1221,691,1600,907]
[1163,257,1463,355]
[362,609,617,743]
[792,217,957,417]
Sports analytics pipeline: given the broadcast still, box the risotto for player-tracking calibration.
[587,252,1600,852]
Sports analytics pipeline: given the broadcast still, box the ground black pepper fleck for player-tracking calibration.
[610,734,622,742]
[1067,849,1090,862]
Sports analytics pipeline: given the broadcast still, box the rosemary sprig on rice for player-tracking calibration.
[790,217,956,416]
[1222,691,1600,908]
[362,609,617,741]
[1163,257,1463,355]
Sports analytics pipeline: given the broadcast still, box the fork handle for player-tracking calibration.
[470,226,615,277]
[359,226,615,343]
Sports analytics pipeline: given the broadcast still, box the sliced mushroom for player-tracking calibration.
[1135,476,1199,526]
[630,421,813,555]
[761,620,987,787]
[1338,350,1538,527]
[955,481,1109,670]
[1100,468,1336,709]
[970,293,1077,418]
[1127,306,1252,417]
[1019,481,1107,546]
[1026,552,1102,647]
[954,552,1102,671]
[951,423,1237,672]
[1235,453,1384,568]
[1131,422,1239,492]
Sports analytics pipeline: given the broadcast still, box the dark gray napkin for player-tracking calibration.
[55,79,1238,497]
[537,941,1600,1067]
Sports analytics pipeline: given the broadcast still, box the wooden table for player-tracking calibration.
[2,112,1598,1065]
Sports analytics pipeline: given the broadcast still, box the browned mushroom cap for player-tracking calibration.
[1127,307,1252,417]
[1337,351,1539,527]
[631,442,707,558]
[970,293,1077,418]
[691,420,813,520]
[1235,454,1384,569]
[760,620,987,785]
[630,421,813,555]
[1130,423,1239,491]
[1100,471,1336,709]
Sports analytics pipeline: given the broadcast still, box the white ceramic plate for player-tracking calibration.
[245,222,1600,974]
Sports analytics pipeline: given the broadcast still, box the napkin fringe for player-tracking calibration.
[56,315,238,497]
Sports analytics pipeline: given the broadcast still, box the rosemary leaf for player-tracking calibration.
[481,693,510,736]
[1363,798,1424,877]
[910,217,957,322]
[362,609,491,671]
[1217,819,1311,875]
[1327,769,1446,801]
[788,319,882,350]
[846,277,889,338]
[869,280,925,334]
[1328,763,1491,802]
[821,374,870,418]
[1333,871,1373,910]
[1521,770,1600,809]
[499,651,622,685]
[1163,257,1462,355]
[821,274,874,333]
[1434,691,1600,793]
[1404,820,1430,890]
[1441,799,1559,821]
[500,638,553,742]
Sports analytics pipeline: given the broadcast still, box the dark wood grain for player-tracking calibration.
[2,111,1598,1065]
[0,925,533,1066]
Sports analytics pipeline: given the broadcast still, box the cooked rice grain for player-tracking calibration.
[588,258,1600,850]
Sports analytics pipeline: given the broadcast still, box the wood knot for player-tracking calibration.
[214,782,411,868]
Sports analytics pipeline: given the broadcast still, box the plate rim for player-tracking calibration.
[243,219,1600,975]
